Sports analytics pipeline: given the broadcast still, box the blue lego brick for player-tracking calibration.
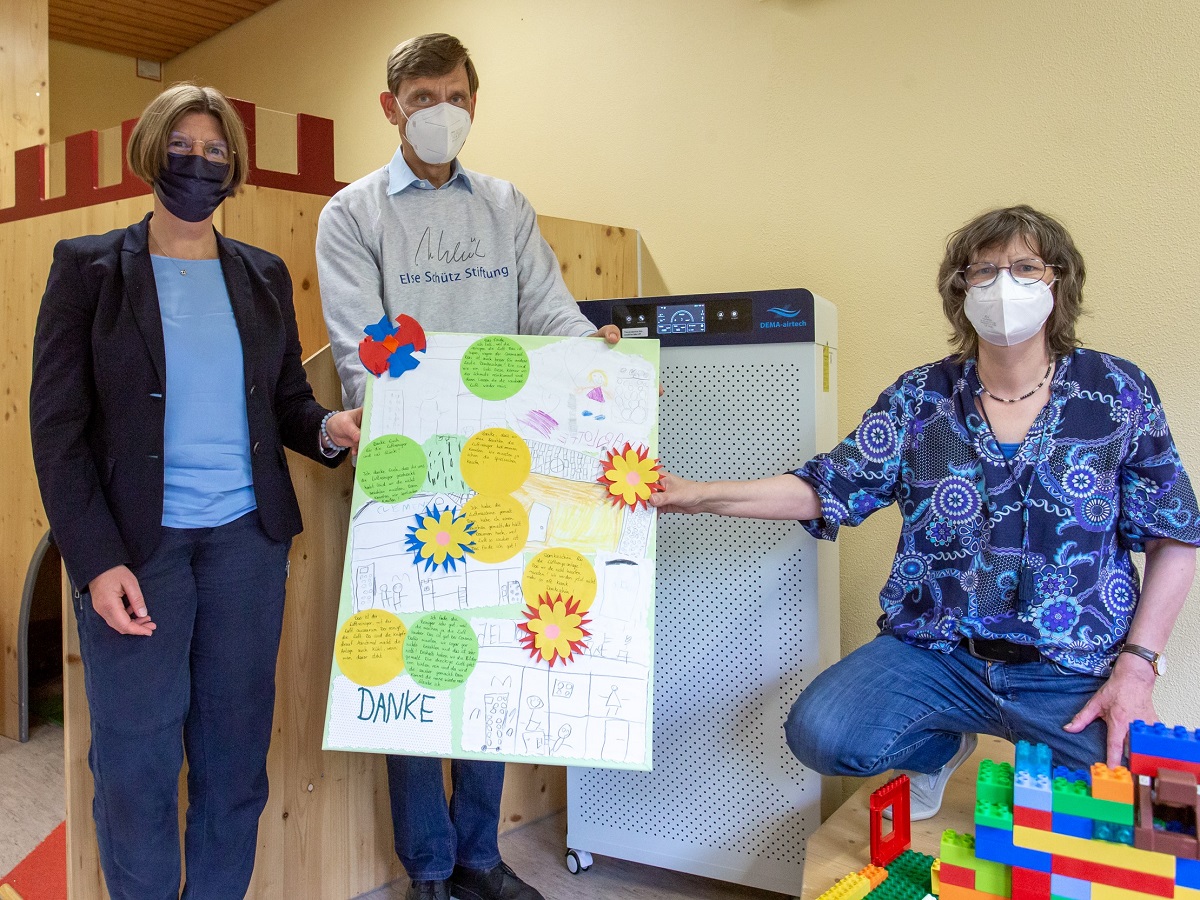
[1091,819,1133,845]
[1016,740,1053,780]
[1178,856,1200,890]
[974,823,1051,872]
[1128,720,1200,764]
[1050,873,1091,900]
[1051,811,1093,839]
[1052,765,1089,785]
[1014,770,1052,812]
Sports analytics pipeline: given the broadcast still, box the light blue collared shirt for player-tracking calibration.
[386,146,473,195]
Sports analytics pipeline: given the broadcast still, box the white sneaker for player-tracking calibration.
[883,732,978,822]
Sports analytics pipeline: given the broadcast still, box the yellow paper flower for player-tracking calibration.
[518,594,590,667]
[598,442,663,510]
[405,504,476,571]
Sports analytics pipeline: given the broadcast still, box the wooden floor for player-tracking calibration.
[354,812,791,900]
[0,722,65,876]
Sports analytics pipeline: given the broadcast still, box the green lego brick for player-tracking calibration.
[977,759,1015,806]
[973,857,1012,897]
[886,849,935,894]
[862,879,925,900]
[1050,777,1135,825]
[975,799,1014,831]
[940,829,978,869]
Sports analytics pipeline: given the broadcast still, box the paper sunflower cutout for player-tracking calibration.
[359,313,427,377]
[404,503,476,572]
[517,594,591,667]
[598,442,663,510]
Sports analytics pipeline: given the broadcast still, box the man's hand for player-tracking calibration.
[88,565,155,636]
[1063,653,1157,768]
[327,408,364,452]
[593,325,621,345]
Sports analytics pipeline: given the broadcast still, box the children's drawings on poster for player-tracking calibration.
[324,328,659,770]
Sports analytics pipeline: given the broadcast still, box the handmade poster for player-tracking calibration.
[322,325,660,771]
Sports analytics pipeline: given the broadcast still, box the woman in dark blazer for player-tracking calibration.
[30,84,361,899]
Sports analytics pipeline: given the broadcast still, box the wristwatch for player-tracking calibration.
[1120,643,1167,676]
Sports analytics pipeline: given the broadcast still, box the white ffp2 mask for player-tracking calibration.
[964,272,1054,347]
[400,101,472,165]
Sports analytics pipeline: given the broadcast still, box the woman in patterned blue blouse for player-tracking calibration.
[650,206,1199,820]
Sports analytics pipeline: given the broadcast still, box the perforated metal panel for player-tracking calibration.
[567,329,839,895]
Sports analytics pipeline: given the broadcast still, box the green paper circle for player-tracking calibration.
[403,612,480,690]
[356,434,427,503]
[460,335,530,401]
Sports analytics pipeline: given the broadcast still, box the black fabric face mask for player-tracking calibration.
[154,154,233,223]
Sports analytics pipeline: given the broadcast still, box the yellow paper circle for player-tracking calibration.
[463,494,530,563]
[335,609,407,687]
[459,428,532,495]
[522,547,598,611]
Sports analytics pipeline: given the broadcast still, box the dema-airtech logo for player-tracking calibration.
[761,306,807,328]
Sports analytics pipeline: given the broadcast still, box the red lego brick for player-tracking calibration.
[1013,805,1053,830]
[1010,866,1051,900]
[1051,853,1175,896]
[869,774,911,867]
[1129,752,1200,779]
[939,862,976,889]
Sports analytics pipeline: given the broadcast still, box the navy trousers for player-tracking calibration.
[75,511,290,900]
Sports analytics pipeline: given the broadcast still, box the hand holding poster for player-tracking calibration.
[323,328,659,770]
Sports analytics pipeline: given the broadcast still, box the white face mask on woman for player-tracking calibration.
[399,101,472,166]
[964,272,1055,347]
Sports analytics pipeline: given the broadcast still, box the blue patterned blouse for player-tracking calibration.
[795,348,1200,676]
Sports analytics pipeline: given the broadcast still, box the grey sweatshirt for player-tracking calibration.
[316,162,597,408]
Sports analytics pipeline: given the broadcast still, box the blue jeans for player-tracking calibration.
[386,755,505,881]
[74,511,290,900]
[786,634,1108,776]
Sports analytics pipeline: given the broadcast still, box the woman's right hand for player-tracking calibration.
[649,472,710,515]
[88,565,155,636]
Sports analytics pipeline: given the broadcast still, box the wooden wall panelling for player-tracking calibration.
[539,215,640,301]
[222,185,331,357]
[0,0,49,212]
[1,196,152,746]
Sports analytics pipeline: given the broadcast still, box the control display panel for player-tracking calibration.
[585,289,815,348]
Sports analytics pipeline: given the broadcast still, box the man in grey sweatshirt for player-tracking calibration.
[316,33,619,900]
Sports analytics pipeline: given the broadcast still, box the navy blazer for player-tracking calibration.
[31,213,343,590]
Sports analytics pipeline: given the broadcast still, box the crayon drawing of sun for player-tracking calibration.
[517,595,590,667]
[598,443,663,510]
[404,504,476,572]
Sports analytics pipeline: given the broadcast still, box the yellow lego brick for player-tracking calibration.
[816,872,870,900]
[858,864,889,890]
[1012,825,1175,878]
[931,859,941,895]
[1176,887,1200,900]
[1093,885,1178,900]
[0,885,24,900]
[1090,763,1135,805]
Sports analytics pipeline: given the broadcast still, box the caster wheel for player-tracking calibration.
[565,849,592,874]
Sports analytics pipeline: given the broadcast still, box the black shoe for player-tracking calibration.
[450,861,545,900]
[406,880,451,900]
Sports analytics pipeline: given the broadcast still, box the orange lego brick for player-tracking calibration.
[858,864,889,890]
[1089,763,1134,805]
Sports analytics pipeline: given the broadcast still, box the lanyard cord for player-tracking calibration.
[975,383,1053,592]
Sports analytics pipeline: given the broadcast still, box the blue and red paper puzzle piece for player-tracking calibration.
[359,313,427,377]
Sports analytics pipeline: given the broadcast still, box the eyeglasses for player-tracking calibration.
[166,133,232,166]
[959,258,1057,288]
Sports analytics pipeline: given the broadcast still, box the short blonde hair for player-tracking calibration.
[127,83,249,191]
[937,205,1086,361]
[386,33,479,97]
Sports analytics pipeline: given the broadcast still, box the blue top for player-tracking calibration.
[997,442,1020,460]
[153,256,257,527]
[795,349,1200,675]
